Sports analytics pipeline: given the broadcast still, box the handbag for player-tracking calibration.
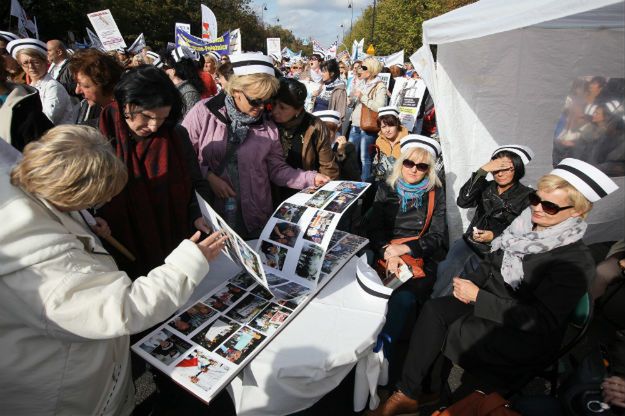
[376,189,435,280]
[431,391,520,416]
[359,84,381,134]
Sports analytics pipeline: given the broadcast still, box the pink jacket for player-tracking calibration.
[182,95,316,232]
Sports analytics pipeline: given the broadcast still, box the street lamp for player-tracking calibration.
[340,23,345,43]
[347,0,354,34]
[371,0,377,46]
[260,3,268,27]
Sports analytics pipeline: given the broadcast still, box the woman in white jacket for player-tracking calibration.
[0,125,226,415]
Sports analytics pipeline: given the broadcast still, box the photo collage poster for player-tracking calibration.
[131,229,369,405]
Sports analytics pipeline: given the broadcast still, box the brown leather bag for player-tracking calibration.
[376,189,435,279]
[359,84,381,134]
[431,391,520,416]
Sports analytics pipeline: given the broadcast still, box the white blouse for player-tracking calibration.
[32,74,76,125]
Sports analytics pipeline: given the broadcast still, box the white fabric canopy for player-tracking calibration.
[412,0,625,244]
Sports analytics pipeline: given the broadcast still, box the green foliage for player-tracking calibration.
[341,0,476,56]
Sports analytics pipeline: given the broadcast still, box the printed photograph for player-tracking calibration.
[139,328,191,366]
[321,252,340,275]
[275,298,300,310]
[266,273,289,286]
[259,240,288,271]
[303,210,336,244]
[273,202,307,224]
[173,349,230,393]
[295,241,325,281]
[335,181,369,195]
[191,317,241,351]
[248,303,292,335]
[169,302,218,335]
[269,221,300,247]
[300,186,321,194]
[215,326,266,364]
[328,230,348,248]
[273,281,311,299]
[552,76,624,177]
[229,272,257,290]
[305,190,336,208]
[250,284,273,300]
[237,241,264,278]
[226,294,270,323]
[324,192,357,213]
[207,284,245,312]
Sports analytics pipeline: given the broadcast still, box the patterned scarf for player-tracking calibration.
[395,178,430,212]
[224,94,262,144]
[318,78,345,102]
[490,207,587,289]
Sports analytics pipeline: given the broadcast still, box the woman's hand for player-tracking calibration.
[602,376,625,408]
[314,173,330,187]
[481,158,513,173]
[353,89,363,99]
[452,277,479,304]
[472,228,494,243]
[207,173,236,199]
[384,243,410,260]
[386,256,405,277]
[190,231,227,262]
[90,217,111,239]
[193,217,212,234]
[336,136,347,146]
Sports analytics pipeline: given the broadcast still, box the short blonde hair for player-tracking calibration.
[537,174,592,219]
[11,125,128,210]
[16,48,47,62]
[363,57,383,77]
[387,147,441,190]
[225,73,279,100]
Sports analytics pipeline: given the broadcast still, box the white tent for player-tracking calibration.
[412,0,625,243]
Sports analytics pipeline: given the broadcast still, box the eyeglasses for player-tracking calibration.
[242,92,271,108]
[359,65,368,71]
[402,159,430,172]
[20,59,43,68]
[528,191,574,215]
[129,110,169,126]
[492,167,514,175]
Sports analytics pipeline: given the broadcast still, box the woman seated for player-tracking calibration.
[182,53,329,238]
[371,158,618,416]
[164,47,206,117]
[366,135,447,358]
[432,145,534,298]
[98,65,212,278]
[371,106,409,184]
[0,125,225,416]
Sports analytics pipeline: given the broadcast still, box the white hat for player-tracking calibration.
[6,38,47,59]
[0,31,19,42]
[313,110,341,125]
[400,135,442,159]
[206,50,220,62]
[605,100,622,114]
[492,144,534,165]
[550,158,618,202]
[66,48,74,56]
[229,53,275,76]
[171,45,200,62]
[378,106,400,118]
[145,51,163,68]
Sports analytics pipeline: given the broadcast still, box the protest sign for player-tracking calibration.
[127,33,145,54]
[389,78,427,131]
[87,9,126,51]
[266,38,281,58]
[176,28,230,55]
[86,27,105,51]
[384,50,404,68]
[175,22,191,39]
[229,28,241,54]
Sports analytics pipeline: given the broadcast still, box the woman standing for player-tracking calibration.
[164,47,206,117]
[69,48,123,127]
[97,65,212,278]
[199,51,219,98]
[432,145,534,298]
[7,38,75,125]
[182,54,328,238]
[313,59,347,124]
[371,159,618,415]
[349,56,387,182]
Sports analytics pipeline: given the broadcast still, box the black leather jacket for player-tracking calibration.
[367,181,448,262]
[458,169,532,254]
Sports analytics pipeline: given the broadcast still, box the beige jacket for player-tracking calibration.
[0,161,210,415]
[350,79,388,127]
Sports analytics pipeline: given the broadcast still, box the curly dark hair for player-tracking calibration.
[68,48,123,97]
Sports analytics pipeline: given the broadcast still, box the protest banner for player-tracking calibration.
[266,38,281,58]
[176,28,230,55]
[384,50,404,68]
[87,9,126,51]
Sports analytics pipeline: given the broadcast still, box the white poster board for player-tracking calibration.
[389,78,427,131]
[229,28,242,54]
[175,22,191,40]
[266,37,281,58]
[87,9,126,51]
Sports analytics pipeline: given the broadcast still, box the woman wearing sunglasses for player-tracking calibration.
[183,53,328,239]
[366,135,447,368]
[431,145,534,298]
[370,158,618,415]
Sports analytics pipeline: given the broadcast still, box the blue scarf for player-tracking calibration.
[395,178,429,212]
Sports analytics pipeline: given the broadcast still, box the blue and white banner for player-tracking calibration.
[176,28,230,55]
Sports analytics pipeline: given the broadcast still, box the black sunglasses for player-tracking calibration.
[528,191,573,215]
[402,159,430,172]
[359,65,368,71]
[242,92,271,108]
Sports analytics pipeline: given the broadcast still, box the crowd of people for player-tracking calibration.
[1,29,624,416]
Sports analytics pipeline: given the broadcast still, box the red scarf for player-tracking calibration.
[98,102,193,278]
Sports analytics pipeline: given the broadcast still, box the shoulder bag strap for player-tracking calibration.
[391,188,436,245]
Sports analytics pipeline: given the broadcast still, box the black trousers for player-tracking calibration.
[397,296,472,399]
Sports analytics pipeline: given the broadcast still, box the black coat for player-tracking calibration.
[443,240,594,388]
[457,170,532,255]
[366,181,448,262]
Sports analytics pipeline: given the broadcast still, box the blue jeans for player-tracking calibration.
[349,126,376,182]
[431,237,481,298]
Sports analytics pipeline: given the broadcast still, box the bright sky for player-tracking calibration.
[249,0,371,50]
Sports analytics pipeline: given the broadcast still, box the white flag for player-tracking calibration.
[127,33,145,54]
[384,50,404,68]
[10,0,32,38]
[201,4,218,41]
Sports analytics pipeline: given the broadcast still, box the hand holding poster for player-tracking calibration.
[87,9,126,51]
